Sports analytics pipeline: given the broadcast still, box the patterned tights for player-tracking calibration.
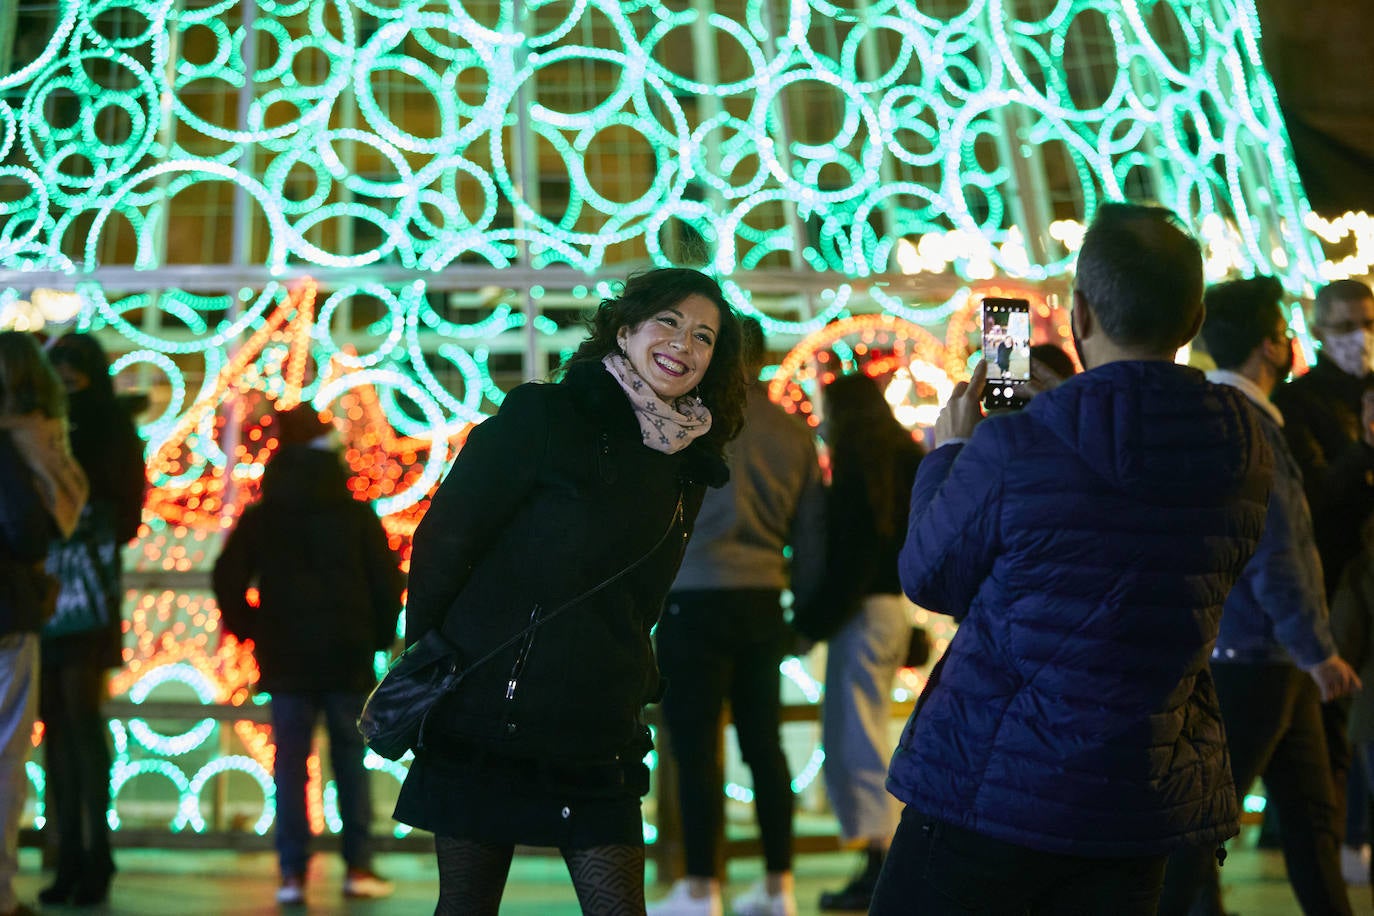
[434,835,646,916]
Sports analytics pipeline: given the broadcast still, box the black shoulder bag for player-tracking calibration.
[358,494,684,761]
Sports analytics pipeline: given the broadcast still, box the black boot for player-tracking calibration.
[819,847,884,912]
[37,875,77,905]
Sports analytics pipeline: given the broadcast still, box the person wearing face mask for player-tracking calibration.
[394,269,747,916]
[1273,279,1374,600]
[1157,276,1360,916]
[1272,278,1374,878]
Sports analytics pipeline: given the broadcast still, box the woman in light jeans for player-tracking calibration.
[791,372,923,914]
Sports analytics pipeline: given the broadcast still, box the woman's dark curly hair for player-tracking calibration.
[0,330,65,419]
[48,332,116,402]
[560,268,747,457]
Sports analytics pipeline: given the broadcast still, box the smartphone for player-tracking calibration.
[981,297,1032,409]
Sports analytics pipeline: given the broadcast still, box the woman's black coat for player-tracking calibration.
[405,360,727,763]
[43,388,146,667]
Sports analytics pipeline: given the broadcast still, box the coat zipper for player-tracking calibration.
[504,603,542,702]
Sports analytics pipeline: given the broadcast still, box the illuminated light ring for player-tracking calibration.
[415,299,521,340]
[86,281,279,355]
[314,129,423,202]
[110,758,195,830]
[312,368,452,515]
[77,0,165,50]
[890,359,958,428]
[838,18,925,96]
[110,349,182,436]
[870,287,972,328]
[0,103,17,162]
[260,145,337,218]
[174,17,234,81]
[352,26,462,155]
[436,343,497,414]
[127,717,216,758]
[472,346,508,408]
[20,51,162,194]
[638,11,777,98]
[523,44,647,129]
[82,160,291,271]
[720,280,850,338]
[124,662,220,755]
[713,189,811,277]
[688,115,774,201]
[315,286,407,370]
[877,91,946,170]
[572,120,678,220]
[287,202,416,270]
[643,198,717,268]
[767,313,954,410]
[183,756,275,834]
[404,302,504,425]
[0,167,49,256]
[0,0,79,91]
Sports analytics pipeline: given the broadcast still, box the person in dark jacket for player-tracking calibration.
[37,333,146,908]
[1333,513,1374,905]
[649,316,823,916]
[394,268,746,916]
[1272,278,1374,872]
[213,404,403,906]
[790,372,922,913]
[1158,276,1360,916]
[873,203,1273,915]
[0,331,86,916]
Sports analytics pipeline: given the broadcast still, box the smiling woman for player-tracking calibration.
[616,294,719,401]
[393,267,747,916]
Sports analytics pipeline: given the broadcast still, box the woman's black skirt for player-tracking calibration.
[392,736,650,849]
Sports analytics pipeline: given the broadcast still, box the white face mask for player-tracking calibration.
[1322,329,1374,378]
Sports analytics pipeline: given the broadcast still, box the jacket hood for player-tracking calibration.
[259,445,352,508]
[1026,360,1267,504]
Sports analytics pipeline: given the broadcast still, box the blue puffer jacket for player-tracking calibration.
[892,361,1272,857]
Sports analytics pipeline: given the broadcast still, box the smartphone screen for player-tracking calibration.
[981,297,1032,409]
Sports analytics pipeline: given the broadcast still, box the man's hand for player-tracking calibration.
[1306,653,1362,702]
[934,360,988,447]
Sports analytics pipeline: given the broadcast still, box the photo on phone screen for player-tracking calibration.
[981,297,1032,409]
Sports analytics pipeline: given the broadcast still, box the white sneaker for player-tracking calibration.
[343,868,395,899]
[1342,844,1371,885]
[647,879,723,916]
[276,876,305,906]
[731,880,797,916]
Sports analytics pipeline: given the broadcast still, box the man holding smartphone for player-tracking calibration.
[871,203,1274,914]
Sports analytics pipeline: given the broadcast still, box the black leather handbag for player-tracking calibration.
[356,628,466,761]
[358,494,684,761]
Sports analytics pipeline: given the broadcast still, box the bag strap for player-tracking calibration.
[437,490,684,679]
